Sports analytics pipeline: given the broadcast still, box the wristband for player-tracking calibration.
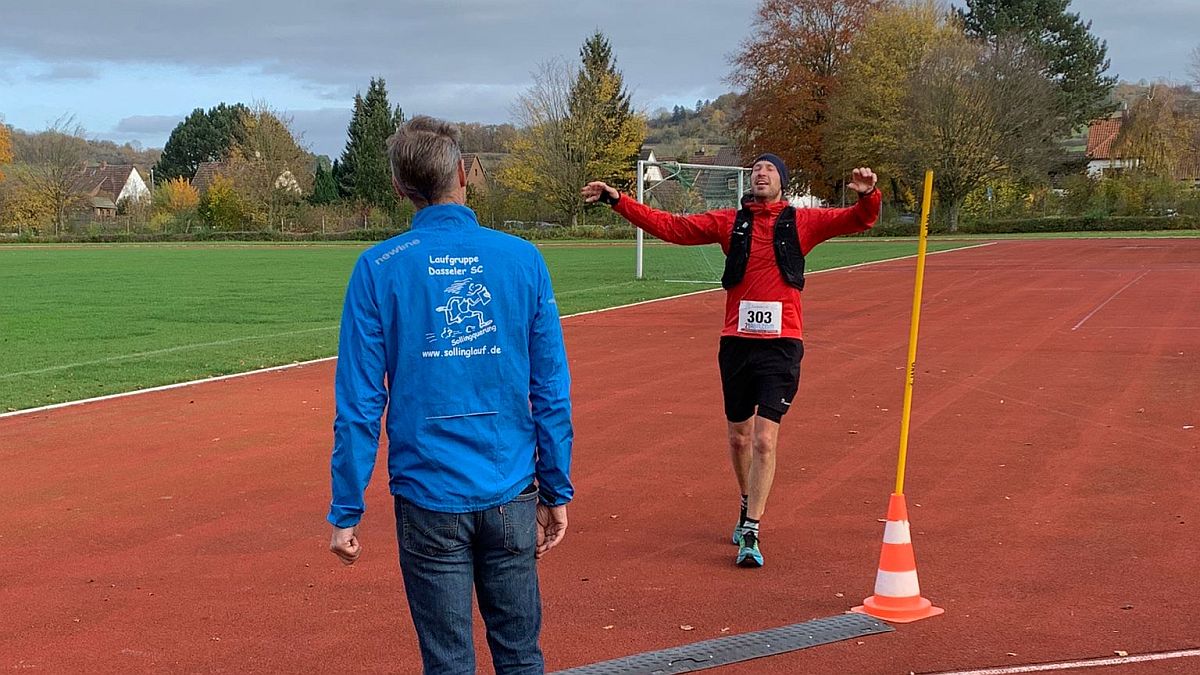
[598,190,620,206]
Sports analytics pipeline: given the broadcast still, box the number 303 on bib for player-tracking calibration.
[737,300,783,335]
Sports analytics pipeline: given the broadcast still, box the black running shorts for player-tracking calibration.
[717,336,804,423]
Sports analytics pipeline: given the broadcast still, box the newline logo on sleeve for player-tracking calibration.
[373,238,421,265]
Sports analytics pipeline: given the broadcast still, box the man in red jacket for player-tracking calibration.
[581,155,879,567]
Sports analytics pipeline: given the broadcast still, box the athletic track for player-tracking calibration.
[2,238,1197,674]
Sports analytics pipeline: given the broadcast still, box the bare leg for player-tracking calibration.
[745,416,780,520]
[727,419,754,496]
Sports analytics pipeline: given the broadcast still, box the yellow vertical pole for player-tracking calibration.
[895,170,934,496]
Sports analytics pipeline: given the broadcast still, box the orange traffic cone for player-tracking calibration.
[852,493,943,623]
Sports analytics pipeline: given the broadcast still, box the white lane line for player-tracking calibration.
[0,326,338,380]
[1071,270,1149,331]
[0,357,337,419]
[922,648,1200,675]
[1,241,1000,419]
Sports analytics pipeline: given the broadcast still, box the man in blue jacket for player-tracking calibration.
[327,116,573,675]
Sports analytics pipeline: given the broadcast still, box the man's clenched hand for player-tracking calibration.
[330,525,362,565]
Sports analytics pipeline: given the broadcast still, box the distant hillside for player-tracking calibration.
[10,127,161,169]
[3,95,741,172]
[454,97,742,165]
[458,122,518,154]
[644,93,739,156]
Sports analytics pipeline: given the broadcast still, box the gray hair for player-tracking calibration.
[386,115,463,205]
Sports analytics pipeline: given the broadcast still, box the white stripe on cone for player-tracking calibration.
[874,569,922,598]
[882,520,911,545]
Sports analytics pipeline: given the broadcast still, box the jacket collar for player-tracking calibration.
[745,198,789,217]
[411,203,479,230]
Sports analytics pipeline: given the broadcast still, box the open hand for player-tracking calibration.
[848,167,877,194]
[581,182,618,204]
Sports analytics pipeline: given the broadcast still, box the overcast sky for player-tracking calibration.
[1,0,1197,159]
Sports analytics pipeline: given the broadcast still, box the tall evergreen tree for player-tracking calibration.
[310,161,339,205]
[498,32,646,225]
[154,103,250,181]
[958,0,1117,129]
[336,95,364,199]
[568,30,645,192]
[337,78,404,209]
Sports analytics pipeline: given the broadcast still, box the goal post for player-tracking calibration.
[635,160,752,280]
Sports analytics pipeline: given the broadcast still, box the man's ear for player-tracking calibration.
[458,159,467,188]
[392,175,407,200]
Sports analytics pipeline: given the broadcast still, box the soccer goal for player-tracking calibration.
[635,160,752,280]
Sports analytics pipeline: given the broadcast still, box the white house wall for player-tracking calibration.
[118,170,151,203]
[1086,158,1138,178]
[641,151,664,182]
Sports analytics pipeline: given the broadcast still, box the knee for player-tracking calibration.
[752,433,777,457]
[728,428,752,453]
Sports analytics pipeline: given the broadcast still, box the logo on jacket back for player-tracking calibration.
[437,278,493,334]
[423,277,501,358]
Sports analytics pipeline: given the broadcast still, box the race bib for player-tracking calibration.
[738,300,782,335]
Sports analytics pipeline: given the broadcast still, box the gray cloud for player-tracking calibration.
[1082,1,1200,84]
[11,0,1198,157]
[115,114,184,134]
[283,108,352,159]
[0,1,752,103]
[28,63,99,82]
[4,1,1196,93]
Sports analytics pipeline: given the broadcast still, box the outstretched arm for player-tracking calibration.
[800,168,882,253]
[582,181,730,246]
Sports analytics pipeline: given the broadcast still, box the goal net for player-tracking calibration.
[635,160,752,282]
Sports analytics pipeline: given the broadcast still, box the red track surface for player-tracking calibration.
[2,239,1198,674]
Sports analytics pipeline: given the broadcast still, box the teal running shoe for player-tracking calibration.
[736,531,763,568]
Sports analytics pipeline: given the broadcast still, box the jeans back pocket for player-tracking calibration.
[502,489,538,555]
[400,499,465,556]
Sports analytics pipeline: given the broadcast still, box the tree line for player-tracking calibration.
[2,0,1198,237]
[0,29,644,236]
[730,0,1199,230]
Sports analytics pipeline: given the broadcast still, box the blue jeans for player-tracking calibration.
[395,486,544,675]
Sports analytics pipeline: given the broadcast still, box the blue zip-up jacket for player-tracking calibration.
[328,204,573,528]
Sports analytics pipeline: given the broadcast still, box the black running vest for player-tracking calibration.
[720,204,806,291]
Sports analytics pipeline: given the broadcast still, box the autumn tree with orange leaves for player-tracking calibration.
[157,177,200,214]
[0,122,13,182]
[729,0,886,199]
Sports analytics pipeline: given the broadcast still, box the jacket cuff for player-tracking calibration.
[328,509,362,529]
[537,488,571,507]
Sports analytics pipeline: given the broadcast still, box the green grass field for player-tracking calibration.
[1,239,972,411]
